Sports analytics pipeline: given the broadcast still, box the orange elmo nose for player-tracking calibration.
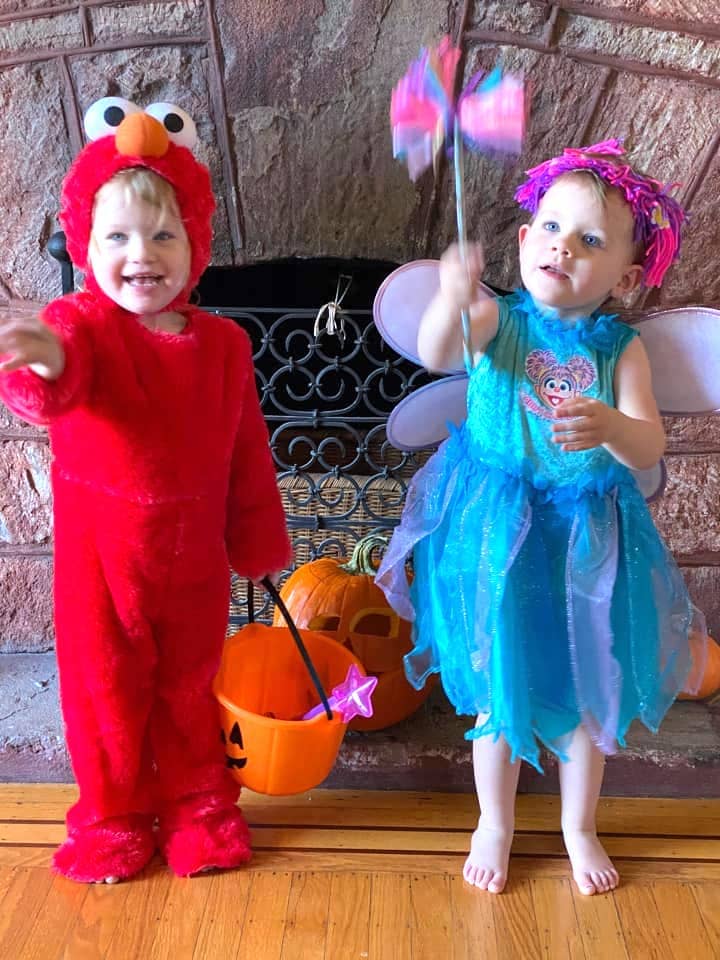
[115,112,169,158]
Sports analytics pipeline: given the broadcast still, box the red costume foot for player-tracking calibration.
[52,815,155,883]
[159,805,252,877]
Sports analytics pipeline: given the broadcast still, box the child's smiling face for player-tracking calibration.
[88,178,191,318]
[518,174,643,318]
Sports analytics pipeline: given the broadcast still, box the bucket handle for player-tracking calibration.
[247,577,334,721]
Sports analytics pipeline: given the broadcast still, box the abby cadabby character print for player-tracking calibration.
[521,348,596,421]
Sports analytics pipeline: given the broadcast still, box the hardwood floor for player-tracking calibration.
[1,785,719,958]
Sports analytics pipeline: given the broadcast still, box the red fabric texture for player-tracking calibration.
[0,296,291,880]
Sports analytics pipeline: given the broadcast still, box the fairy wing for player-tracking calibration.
[386,375,469,450]
[630,305,720,500]
[634,305,720,414]
[373,259,494,373]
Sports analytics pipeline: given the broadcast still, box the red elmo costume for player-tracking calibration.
[0,104,291,881]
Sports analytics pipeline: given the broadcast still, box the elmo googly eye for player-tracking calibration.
[144,103,197,149]
[83,97,142,140]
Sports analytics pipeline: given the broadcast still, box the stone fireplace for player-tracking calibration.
[1,1,719,789]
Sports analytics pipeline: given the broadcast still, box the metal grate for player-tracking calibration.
[221,301,436,629]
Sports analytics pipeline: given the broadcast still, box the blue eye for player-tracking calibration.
[543,221,560,233]
[583,234,602,248]
[154,231,174,241]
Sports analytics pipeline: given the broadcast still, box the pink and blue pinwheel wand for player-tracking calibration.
[302,663,378,723]
[391,37,526,369]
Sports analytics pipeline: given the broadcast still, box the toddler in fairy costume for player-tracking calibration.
[377,139,705,896]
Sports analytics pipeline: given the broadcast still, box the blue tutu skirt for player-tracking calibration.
[376,427,705,771]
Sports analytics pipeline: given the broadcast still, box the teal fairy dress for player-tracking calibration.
[376,289,703,771]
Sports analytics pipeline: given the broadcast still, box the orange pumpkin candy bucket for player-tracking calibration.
[214,579,373,796]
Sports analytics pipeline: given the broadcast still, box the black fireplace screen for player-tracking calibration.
[196,261,436,628]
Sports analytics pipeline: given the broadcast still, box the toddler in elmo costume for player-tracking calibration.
[0,98,291,882]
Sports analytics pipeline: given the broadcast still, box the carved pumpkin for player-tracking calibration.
[273,533,435,731]
[214,622,363,795]
[678,633,720,701]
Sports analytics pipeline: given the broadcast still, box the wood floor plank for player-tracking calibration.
[450,874,500,959]
[192,870,252,960]
[5,818,719,867]
[368,873,412,960]
[16,873,89,960]
[651,880,716,960]
[492,877,543,960]
[103,862,173,960]
[1,786,718,839]
[59,883,130,960]
[2,843,720,883]
[279,871,332,960]
[571,887,629,960]
[613,884,670,960]
[235,871,292,960]
[409,874,454,960]
[530,877,587,960]
[147,870,214,960]
[58,881,130,960]
[0,866,15,909]
[0,847,51,868]
[0,865,54,956]
[690,882,720,953]
[324,872,371,960]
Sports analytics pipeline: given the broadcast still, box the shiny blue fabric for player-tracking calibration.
[376,291,700,771]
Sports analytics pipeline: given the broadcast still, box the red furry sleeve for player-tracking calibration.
[225,332,292,580]
[0,297,93,425]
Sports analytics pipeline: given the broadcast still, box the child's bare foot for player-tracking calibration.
[462,823,513,893]
[563,828,619,895]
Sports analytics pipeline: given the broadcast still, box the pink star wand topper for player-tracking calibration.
[302,663,378,722]
[391,36,527,367]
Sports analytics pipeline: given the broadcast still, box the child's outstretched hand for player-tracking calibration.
[551,397,619,452]
[438,242,486,315]
[0,314,65,380]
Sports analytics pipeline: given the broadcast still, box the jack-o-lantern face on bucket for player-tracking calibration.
[221,722,247,770]
[272,534,434,731]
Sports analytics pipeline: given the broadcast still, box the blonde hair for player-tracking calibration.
[94,167,180,216]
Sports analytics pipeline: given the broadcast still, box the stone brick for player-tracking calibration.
[0,653,69,784]
[231,103,416,262]
[0,63,72,303]
[90,0,207,45]
[681,565,720,638]
[569,1,720,29]
[0,555,54,653]
[661,154,720,306]
[650,453,720,555]
[559,13,720,79]
[0,12,83,58]
[218,0,448,111]
[69,46,232,265]
[0,440,52,545]
[664,415,720,450]
[0,404,45,437]
[468,0,548,34]
[0,1,76,11]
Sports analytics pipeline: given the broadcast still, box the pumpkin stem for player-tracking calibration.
[339,532,389,576]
